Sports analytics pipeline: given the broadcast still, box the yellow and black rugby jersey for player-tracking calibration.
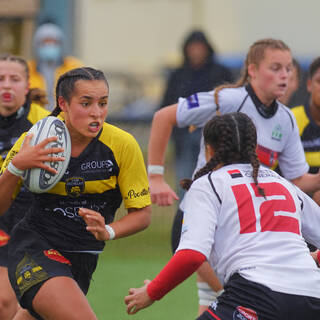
[292,105,320,174]
[0,102,49,233]
[2,122,151,252]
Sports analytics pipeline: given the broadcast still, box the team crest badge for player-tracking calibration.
[65,177,85,197]
[271,124,283,141]
[16,253,49,297]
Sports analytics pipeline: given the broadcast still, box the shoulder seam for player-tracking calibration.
[208,172,222,204]
[279,104,294,130]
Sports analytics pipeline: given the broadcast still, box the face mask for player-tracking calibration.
[38,44,61,62]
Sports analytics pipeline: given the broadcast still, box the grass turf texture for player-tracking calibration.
[87,204,198,319]
[86,124,198,318]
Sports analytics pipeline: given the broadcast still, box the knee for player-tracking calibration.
[0,294,18,319]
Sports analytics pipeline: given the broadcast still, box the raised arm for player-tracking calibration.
[148,104,179,206]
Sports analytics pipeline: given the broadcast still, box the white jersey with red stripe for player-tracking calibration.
[177,163,320,298]
[176,86,308,180]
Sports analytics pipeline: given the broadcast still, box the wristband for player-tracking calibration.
[217,289,224,297]
[317,250,320,265]
[105,224,115,240]
[148,165,164,175]
[7,162,24,177]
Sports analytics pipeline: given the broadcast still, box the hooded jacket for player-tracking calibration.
[161,30,233,107]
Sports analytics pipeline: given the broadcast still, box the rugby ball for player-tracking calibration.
[22,116,71,193]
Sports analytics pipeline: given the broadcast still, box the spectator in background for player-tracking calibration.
[160,30,233,198]
[278,58,301,106]
[291,57,320,205]
[28,22,83,110]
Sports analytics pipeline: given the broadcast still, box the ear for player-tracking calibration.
[248,63,256,79]
[307,78,312,93]
[24,80,30,98]
[58,96,68,112]
[205,144,215,162]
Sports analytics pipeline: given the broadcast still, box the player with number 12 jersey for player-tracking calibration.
[179,163,320,298]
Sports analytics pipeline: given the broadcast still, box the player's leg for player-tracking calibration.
[12,308,35,320]
[31,276,97,320]
[0,266,19,319]
[197,262,223,316]
[171,210,224,316]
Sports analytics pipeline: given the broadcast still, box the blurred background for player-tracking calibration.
[1,0,320,318]
[2,0,319,117]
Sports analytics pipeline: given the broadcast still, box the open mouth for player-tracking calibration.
[1,92,13,101]
[89,122,99,128]
[278,83,287,89]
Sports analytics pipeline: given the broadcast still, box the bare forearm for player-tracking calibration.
[110,206,151,239]
[148,105,177,165]
[291,173,320,194]
[0,170,20,214]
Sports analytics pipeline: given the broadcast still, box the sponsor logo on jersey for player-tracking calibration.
[187,94,200,109]
[228,169,243,178]
[65,177,85,197]
[271,124,283,141]
[125,188,150,199]
[80,160,114,173]
[52,203,104,221]
[0,229,10,246]
[243,169,279,179]
[256,145,278,167]
[233,306,258,320]
[43,249,71,265]
[16,253,49,296]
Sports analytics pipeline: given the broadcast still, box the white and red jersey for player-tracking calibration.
[177,164,320,299]
[176,86,308,180]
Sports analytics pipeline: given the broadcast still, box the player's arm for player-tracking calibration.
[79,206,151,241]
[124,249,206,314]
[291,173,320,194]
[0,168,21,214]
[0,134,64,215]
[148,103,179,206]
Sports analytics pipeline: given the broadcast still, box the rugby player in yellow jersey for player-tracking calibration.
[0,67,151,320]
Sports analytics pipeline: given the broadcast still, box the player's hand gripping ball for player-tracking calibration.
[22,116,71,193]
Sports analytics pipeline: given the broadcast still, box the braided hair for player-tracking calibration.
[181,112,265,197]
[0,53,48,107]
[50,67,109,117]
[213,39,290,109]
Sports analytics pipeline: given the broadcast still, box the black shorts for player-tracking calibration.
[0,228,10,267]
[7,220,98,319]
[171,208,184,253]
[197,273,320,320]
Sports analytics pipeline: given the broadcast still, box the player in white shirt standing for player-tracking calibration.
[125,112,320,319]
[147,38,320,314]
